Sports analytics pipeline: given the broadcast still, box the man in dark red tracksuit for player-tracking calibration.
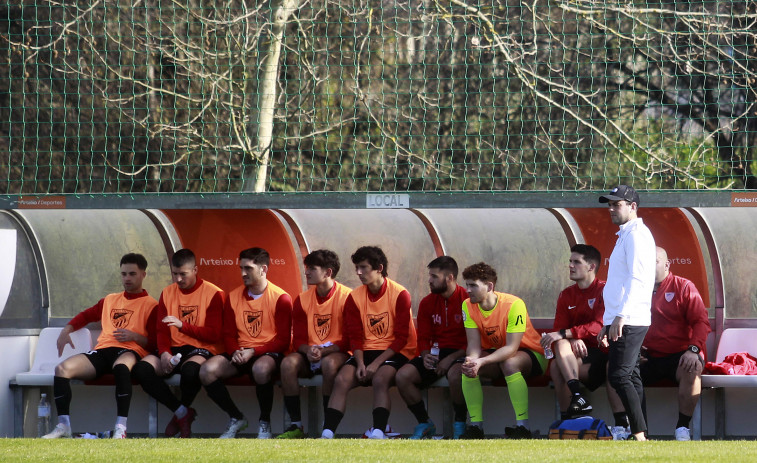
[396,256,468,439]
[542,244,630,438]
[640,246,710,441]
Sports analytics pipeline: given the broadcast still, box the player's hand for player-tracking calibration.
[461,357,480,378]
[609,316,624,342]
[541,331,562,349]
[570,339,588,358]
[232,348,253,365]
[679,350,703,374]
[162,315,183,330]
[355,363,367,382]
[160,352,174,372]
[113,328,137,342]
[435,355,453,376]
[307,345,322,363]
[364,361,379,382]
[597,326,607,346]
[56,327,75,357]
[422,352,438,370]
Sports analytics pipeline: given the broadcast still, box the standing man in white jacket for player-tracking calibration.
[598,185,656,441]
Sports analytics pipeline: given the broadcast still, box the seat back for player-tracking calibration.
[714,328,757,363]
[29,327,93,374]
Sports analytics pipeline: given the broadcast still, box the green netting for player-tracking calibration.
[2,0,756,194]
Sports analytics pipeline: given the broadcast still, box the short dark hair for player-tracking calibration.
[351,246,388,277]
[171,248,195,268]
[571,244,601,268]
[462,262,497,285]
[427,256,458,279]
[239,247,270,266]
[120,253,148,270]
[304,249,341,278]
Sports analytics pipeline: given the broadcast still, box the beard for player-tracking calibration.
[429,282,449,294]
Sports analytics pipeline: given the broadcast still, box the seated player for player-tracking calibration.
[277,249,351,438]
[320,246,417,439]
[396,256,468,439]
[43,253,157,439]
[199,247,292,439]
[453,262,546,439]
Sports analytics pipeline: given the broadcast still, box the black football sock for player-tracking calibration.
[323,407,344,432]
[372,407,390,432]
[453,402,468,423]
[133,361,181,411]
[112,364,133,417]
[179,361,202,407]
[53,376,72,416]
[408,400,430,424]
[256,382,274,422]
[567,379,582,395]
[676,412,692,429]
[205,379,243,420]
[614,412,630,428]
[284,395,302,423]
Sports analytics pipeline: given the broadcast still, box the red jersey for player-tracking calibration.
[344,278,417,360]
[644,272,710,358]
[69,290,158,357]
[156,278,225,355]
[553,279,606,348]
[416,284,468,352]
[222,282,293,355]
[292,281,351,353]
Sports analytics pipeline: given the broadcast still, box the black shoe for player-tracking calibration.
[504,425,532,439]
[567,394,593,418]
[459,425,485,439]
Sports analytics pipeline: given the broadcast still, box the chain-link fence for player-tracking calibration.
[3,0,756,195]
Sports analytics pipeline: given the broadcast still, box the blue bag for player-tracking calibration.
[548,416,612,440]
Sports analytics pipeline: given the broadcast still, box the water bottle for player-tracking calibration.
[429,342,440,367]
[169,353,182,367]
[38,393,51,437]
[542,333,554,359]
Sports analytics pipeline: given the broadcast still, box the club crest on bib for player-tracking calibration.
[314,313,332,341]
[245,310,263,337]
[111,308,134,329]
[588,298,596,309]
[368,312,389,338]
[180,305,198,325]
[485,326,502,347]
[665,292,675,302]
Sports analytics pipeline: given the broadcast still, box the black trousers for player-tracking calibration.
[607,324,649,435]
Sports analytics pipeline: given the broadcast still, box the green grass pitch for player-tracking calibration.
[3,439,757,462]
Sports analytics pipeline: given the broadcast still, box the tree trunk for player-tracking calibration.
[244,0,300,192]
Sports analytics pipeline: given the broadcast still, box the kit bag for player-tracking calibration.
[548,416,612,440]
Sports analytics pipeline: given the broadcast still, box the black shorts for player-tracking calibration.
[224,352,284,377]
[408,348,465,389]
[345,350,409,372]
[85,347,140,377]
[481,348,545,378]
[580,347,609,391]
[640,350,703,385]
[291,351,346,378]
[169,345,214,372]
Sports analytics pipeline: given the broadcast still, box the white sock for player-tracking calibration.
[59,415,71,427]
[291,421,302,428]
[516,419,529,429]
[116,416,127,428]
[174,405,188,419]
